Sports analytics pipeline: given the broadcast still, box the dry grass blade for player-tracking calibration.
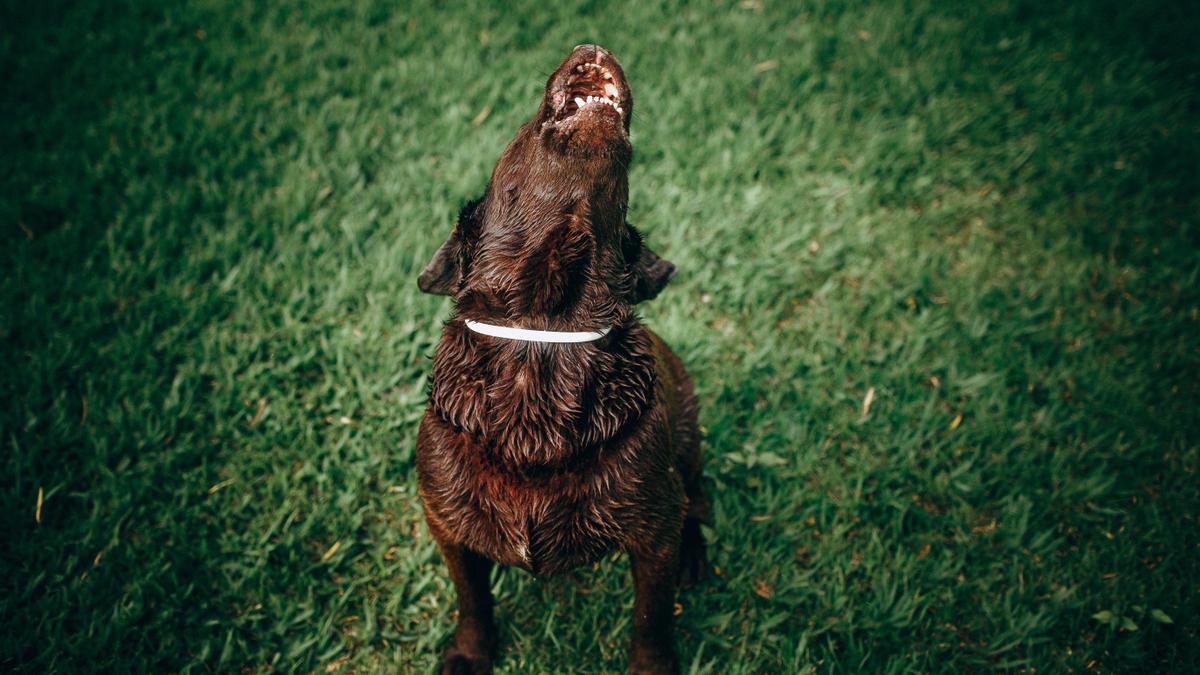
[321,541,342,562]
[861,386,876,417]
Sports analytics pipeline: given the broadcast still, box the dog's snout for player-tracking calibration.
[571,43,610,62]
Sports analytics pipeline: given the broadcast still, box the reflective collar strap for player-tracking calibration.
[464,319,611,344]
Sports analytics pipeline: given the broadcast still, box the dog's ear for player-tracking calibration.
[624,223,678,303]
[417,198,483,296]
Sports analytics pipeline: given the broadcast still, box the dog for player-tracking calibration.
[415,44,707,675]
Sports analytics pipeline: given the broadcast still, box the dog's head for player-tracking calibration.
[417,45,674,307]
[536,44,633,162]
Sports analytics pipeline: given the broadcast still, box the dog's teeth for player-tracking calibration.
[574,97,585,107]
[604,83,618,98]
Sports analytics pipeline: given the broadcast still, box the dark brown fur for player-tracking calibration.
[415,45,707,675]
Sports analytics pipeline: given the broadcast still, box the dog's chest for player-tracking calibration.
[416,420,634,576]
[470,473,626,576]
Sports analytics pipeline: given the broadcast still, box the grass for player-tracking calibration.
[2,0,1198,672]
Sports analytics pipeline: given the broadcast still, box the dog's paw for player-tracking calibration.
[628,645,678,675]
[441,648,493,675]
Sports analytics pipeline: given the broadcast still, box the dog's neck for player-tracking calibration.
[456,176,631,330]
[429,316,656,472]
[427,123,655,471]
[431,194,655,471]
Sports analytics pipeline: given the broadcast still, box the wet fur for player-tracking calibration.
[415,45,707,675]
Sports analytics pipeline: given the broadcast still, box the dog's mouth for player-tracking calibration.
[554,62,625,122]
[542,45,631,135]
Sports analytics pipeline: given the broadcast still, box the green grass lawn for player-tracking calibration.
[3,0,1198,672]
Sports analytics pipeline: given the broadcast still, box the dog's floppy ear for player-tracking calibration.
[624,223,678,303]
[417,198,483,296]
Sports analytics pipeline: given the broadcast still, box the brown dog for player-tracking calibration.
[415,45,707,675]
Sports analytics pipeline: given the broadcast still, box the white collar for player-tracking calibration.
[464,319,611,343]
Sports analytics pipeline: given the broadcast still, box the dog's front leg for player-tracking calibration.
[431,524,497,674]
[627,545,680,674]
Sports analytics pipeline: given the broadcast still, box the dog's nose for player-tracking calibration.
[572,44,610,62]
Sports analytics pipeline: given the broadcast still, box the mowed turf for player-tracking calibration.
[2,0,1198,672]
